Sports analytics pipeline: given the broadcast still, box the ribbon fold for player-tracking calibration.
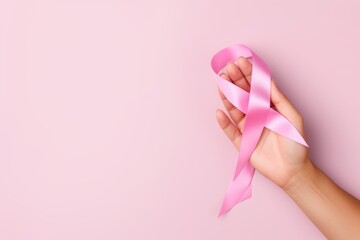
[211,44,308,216]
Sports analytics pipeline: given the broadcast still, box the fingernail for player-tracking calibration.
[238,57,246,65]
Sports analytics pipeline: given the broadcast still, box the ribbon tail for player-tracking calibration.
[218,161,255,216]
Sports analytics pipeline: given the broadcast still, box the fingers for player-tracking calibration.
[218,72,245,127]
[235,56,303,129]
[226,61,250,92]
[216,109,241,150]
[270,81,303,130]
[217,59,252,131]
[236,57,252,85]
[218,55,304,138]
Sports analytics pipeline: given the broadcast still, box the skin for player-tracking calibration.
[216,57,360,240]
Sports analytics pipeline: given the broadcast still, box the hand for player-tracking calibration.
[216,57,310,189]
[216,57,360,239]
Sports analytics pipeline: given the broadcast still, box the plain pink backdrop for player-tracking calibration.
[1,0,360,239]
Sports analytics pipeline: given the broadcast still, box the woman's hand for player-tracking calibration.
[215,57,309,189]
[216,57,360,239]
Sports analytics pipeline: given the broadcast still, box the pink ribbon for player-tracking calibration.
[211,44,309,216]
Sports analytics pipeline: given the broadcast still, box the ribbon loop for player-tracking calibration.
[211,44,308,216]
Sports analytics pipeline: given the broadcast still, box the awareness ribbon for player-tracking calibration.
[211,44,309,216]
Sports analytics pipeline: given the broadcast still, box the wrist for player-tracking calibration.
[282,158,319,196]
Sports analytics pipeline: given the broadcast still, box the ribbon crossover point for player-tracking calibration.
[211,44,309,216]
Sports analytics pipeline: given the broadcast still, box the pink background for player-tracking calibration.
[1,0,360,239]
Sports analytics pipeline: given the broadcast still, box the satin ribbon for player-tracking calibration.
[211,44,308,216]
